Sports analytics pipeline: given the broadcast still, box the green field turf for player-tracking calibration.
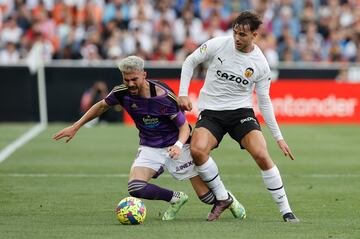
[0,123,34,149]
[0,124,359,239]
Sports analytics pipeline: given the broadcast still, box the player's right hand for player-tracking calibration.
[178,96,192,111]
[167,145,181,159]
[277,139,295,160]
[52,125,78,143]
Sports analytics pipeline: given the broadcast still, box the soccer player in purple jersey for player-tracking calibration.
[53,55,246,221]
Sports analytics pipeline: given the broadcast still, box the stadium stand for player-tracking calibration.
[0,0,359,64]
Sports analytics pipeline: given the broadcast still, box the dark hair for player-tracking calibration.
[232,11,263,32]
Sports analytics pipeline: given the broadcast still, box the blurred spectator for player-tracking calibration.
[175,36,197,61]
[277,26,301,62]
[27,31,54,62]
[173,6,206,48]
[322,29,344,62]
[317,6,332,40]
[253,0,274,34]
[128,4,153,35]
[1,17,23,44]
[153,0,177,24]
[0,8,3,31]
[0,41,20,64]
[103,0,130,25]
[203,11,228,38]
[80,81,115,125]
[299,0,317,32]
[336,66,349,82]
[257,33,279,67]
[80,40,102,60]
[200,0,232,22]
[298,22,323,61]
[129,0,153,21]
[16,4,32,32]
[272,5,300,39]
[80,81,108,113]
[151,37,175,61]
[104,30,123,60]
[174,0,201,18]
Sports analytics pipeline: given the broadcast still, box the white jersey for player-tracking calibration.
[179,36,283,141]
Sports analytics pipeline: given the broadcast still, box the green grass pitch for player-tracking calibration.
[0,123,359,239]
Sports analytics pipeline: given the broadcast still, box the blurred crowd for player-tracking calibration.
[0,0,360,65]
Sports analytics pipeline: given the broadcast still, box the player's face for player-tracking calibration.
[233,24,257,52]
[122,71,146,95]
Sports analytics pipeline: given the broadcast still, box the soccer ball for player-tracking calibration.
[115,197,146,225]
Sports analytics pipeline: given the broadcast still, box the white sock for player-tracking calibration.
[195,157,228,200]
[261,165,292,215]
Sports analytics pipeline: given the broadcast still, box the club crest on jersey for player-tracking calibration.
[244,67,254,78]
[160,106,167,114]
[200,44,207,54]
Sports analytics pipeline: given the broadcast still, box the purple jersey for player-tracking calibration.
[105,80,186,148]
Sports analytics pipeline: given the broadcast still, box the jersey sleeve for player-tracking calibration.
[164,91,186,128]
[170,111,186,128]
[255,75,283,141]
[104,84,127,106]
[179,38,218,96]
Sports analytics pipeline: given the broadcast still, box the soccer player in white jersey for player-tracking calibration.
[178,11,299,222]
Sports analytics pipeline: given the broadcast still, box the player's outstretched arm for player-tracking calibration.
[178,96,192,111]
[277,139,295,160]
[53,99,110,143]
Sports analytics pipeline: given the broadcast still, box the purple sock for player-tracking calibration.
[128,180,173,202]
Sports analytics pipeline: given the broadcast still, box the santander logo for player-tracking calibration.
[254,95,358,118]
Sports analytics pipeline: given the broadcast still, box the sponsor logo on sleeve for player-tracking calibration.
[200,44,207,54]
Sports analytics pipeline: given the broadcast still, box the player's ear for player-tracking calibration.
[143,71,147,79]
[252,31,258,38]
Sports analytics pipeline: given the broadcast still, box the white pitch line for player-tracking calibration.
[0,173,359,178]
[0,123,46,163]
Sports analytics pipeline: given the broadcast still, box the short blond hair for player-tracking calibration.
[117,55,144,73]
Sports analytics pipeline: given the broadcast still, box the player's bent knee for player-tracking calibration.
[190,146,207,159]
[252,150,267,161]
[251,150,273,170]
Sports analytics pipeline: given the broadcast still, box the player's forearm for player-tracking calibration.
[177,121,191,144]
[257,94,283,141]
[73,100,110,130]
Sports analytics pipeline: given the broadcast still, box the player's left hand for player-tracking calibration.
[52,125,79,143]
[168,145,182,159]
[277,139,295,160]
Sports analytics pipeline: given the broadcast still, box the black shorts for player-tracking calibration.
[195,108,261,149]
